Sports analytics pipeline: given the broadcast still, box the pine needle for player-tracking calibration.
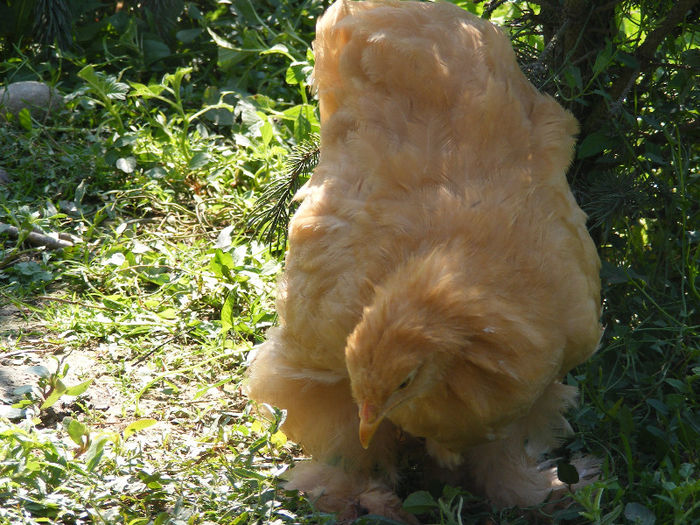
[34,0,72,50]
[143,0,185,37]
[247,133,320,252]
[582,170,651,229]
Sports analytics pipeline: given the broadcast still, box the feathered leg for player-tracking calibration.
[247,334,412,521]
[460,383,598,507]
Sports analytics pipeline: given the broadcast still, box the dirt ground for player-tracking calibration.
[0,299,234,456]
[0,302,125,423]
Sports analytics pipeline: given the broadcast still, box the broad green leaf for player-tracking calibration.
[285,61,311,85]
[260,120,274,146]
[18,108,32,131]
[250,420,264,434]
[25,460,41,472]
[209,249,236,280]
[77,64,99,86]
[130,82,166,98]
[187,4,202,20]
[64,379,93,397]
[592,42,613,75]
[157,307,178,320]
[176,28,202,43]
[102,294,127,309]
[260,43,293,60]
[233,512,250,525]
[124,418,158,440]
[143,39,171,65]
[140,269,170,286]
[616,51,639,68]
[270,430,287,447]
[207,28,237,49]
[402,490,438,514]
[164,67,193,88]
[229,467,266,481]
[646,398,668,416]
[221,293,236,333]
[41,379,67,409]
[577,132,608,159]
[78,65,129,100]
[681,49,700,67]
[54,379,67,394]
[189,151,211,169]
[85,436,112,472]
[74,179,87,204]
[65,418,88,445]
[563,65,582,92]
[624,503,656,525]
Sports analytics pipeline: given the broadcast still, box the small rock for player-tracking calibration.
[0,404,26,420]
[0,81,64,120]
[0,167,8,185]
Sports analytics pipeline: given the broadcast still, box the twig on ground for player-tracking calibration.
[34,295,111,310]
[132,326,197,365]
[0,223,82,250]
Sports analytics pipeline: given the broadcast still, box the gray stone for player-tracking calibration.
[0,81,64,120]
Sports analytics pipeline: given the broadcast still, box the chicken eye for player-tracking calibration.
[397,369,417,391]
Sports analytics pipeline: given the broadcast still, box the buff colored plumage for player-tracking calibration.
[247,0,602,521]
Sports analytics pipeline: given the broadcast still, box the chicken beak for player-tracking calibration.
[358,401,381,449]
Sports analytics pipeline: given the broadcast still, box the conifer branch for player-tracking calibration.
[247,134,320,251]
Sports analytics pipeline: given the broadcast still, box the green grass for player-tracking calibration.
[0,1,698,524]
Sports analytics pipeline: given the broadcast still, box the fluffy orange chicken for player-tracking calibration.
[247,0,602,520]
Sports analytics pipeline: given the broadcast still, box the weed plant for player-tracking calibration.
[0,1,698,524]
